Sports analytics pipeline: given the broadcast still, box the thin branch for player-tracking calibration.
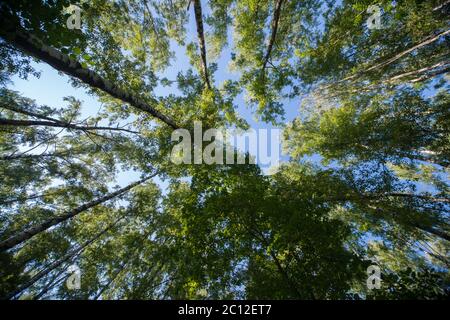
[433,0,450,11]
[4,216,125,300]
[0,118,140,134]
[262,0,284,71]
[0,173,157,252]
[340,28,450,83]
[0,26,178,128]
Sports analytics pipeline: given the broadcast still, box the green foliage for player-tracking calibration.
[0,0,448,300]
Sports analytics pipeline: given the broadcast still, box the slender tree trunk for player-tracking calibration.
[93,233,148,300]
[385,61,449,83]
[433,0,450,11]
[143,0,165,50]
[262,0,284,71]
[0,192,53,206]
[33,258,80,300]
[428,252,450,268]
[33,275,67,300]
[327,194,450,241]
[0,174,156,252]
[269,250,304,298]
[413,224,450,242]
[0,149,88,161]
[0,118,139,134]
[329,192,450,205]
[355,192,450,204]
[93,263,128,300]
[383,192,450,204]
[413,153,450,168]
[192,0,211,89]
[0,27,178,129]
[291,253,317,300]
[93,230,162,299]
[367,205,450,242]
[410,65,450,82]
[249,226,303,298]
[341,29,450,82]
[3,216,124,300]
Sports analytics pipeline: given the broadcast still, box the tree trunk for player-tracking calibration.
[356,192,450,204]
[250,227,303,298]
[33,258,80,300]
[0,149,88,161]
[341,29,450,82]
[0,27,178,129]
[385,61,449,83]
[262,0,284,71]
[0,174,156,252]
[368,205,450,242]
[93,263,128,300]
[3,216,125,300]
[0,118,139,134]
[192,0,211,89]
[413,224,450,242]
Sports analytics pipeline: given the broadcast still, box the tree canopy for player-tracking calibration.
[0,0,449,300]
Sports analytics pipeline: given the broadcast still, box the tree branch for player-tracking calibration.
[0,173,157,252]
[3,216,125,300]
[0,26,179,128]
[192,0,211,89]
[0,118,139,134]
[262,0,284,71]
